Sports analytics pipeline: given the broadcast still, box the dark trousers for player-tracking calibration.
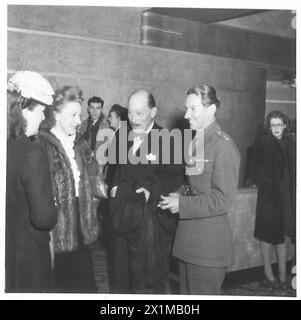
[179,261,226,295]
[150,226,174,294]
[99,198,118,292]
[112,233,154,294]
[111,234,131,294]
[111,223,173,294]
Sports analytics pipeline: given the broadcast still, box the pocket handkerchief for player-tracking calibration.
[146,153,157,161]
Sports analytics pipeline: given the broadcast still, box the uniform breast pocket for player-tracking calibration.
[190,161,214,193]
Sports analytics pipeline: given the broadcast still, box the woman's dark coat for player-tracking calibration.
[251,133,296,244]
[6,137,57,292]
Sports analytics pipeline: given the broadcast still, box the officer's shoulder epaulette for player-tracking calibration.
[216,130,232,142]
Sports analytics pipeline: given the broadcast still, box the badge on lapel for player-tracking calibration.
[146,152,157,162]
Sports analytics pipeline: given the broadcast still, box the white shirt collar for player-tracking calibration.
[145,121,155,135]
[51,127,76,145]
[50,127,80,196]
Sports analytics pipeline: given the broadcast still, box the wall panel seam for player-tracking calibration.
[266,99,296,104]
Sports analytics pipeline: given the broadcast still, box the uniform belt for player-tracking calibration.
[202,212,227,219]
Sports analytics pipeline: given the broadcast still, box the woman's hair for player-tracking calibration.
[265,110,291,136]
[7,91,40,139]
[53,86,84,111]
[187,85,220,109]
[109,104,128,122]
[42,86,84,130]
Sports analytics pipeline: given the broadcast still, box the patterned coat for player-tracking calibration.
[38,130,99,253]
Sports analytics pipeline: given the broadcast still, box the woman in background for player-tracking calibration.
[6,71,57,292]
[252,110,296,290]
[108,104,128,132]
[39,86,99,293]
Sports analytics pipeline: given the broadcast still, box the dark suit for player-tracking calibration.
[109,122,184,294]
[80,114,109,152]
[105,125,129,188]
[6,137,57,292]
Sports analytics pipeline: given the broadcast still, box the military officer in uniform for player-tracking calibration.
[159,85,240,295]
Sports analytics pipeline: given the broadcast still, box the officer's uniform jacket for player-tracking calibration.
[172,121,240,267]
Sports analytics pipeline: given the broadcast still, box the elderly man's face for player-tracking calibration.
[184,94,212,130]
[128,93,156,134]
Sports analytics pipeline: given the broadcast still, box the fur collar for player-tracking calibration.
[39,129,91,160]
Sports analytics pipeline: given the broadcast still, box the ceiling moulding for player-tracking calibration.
[140,10,295,71]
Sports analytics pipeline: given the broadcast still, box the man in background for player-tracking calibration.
[80,96,109,154]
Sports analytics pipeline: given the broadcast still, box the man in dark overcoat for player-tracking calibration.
[109,89,184,294]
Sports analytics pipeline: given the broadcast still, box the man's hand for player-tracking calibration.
[158,193,180,214]
[97,180,108,199]
[110,186,117,198]
[136,187,150,202]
